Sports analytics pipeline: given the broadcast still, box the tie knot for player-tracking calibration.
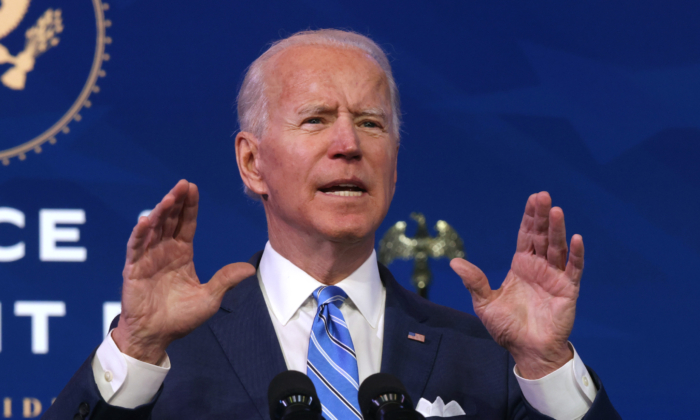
[313,285,348,308]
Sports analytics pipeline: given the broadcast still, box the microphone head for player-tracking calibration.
[358,373,414,419]
[268,370,322,420]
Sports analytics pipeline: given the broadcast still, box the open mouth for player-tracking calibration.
[319,181,367,197]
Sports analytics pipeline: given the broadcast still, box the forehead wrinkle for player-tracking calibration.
[265,44,392,121]
[343,73,391,116]
[296,103,338,116]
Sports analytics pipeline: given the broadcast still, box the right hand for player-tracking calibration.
[113,180,256,364]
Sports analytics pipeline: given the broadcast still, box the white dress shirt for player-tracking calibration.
[258,242,385,383]
[93,241,596,419]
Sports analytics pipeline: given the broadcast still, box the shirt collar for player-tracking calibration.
[259,241,383,328]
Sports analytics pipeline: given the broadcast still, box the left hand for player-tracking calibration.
[450,192,584,379]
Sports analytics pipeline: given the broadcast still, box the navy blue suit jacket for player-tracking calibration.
[44,252,620,419]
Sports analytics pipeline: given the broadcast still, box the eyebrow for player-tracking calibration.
[355,108,387,120]
[296,104,387,120]
[296,104,335,116]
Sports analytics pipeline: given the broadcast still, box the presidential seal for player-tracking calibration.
[0,0,110,165]
[379,213,465,299]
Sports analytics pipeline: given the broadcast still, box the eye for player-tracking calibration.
[303,117,323,125]
[361,120,380,128]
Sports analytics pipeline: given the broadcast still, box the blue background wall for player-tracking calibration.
[2,0,699,417]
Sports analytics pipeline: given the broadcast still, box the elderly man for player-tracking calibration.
[46,30,619,420]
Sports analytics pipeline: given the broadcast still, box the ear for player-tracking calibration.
[235,131,268,197]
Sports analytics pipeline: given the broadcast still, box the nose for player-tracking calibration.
[327,116,361,161]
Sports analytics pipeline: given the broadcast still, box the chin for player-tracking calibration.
[315,216,377,244]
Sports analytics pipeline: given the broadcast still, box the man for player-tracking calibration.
[45,29,619,419]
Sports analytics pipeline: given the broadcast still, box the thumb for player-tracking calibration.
[450,258,493,304]
[206,262,257,299]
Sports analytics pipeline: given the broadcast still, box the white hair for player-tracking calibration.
[237,29,401,140]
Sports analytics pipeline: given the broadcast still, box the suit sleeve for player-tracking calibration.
[41,349,160,420]
[42,315,164,420]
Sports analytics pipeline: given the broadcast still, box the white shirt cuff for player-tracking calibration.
[91,330,170,409]
[514,343,597,420]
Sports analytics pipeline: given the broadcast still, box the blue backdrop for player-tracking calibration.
[1,0,698,418]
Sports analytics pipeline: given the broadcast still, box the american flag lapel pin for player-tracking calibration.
[408,332,425,343]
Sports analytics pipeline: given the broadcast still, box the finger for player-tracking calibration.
[532,192,551,257]
[161,180,189,238]
[146,195,173,245]
[205,262,257,300]
[126,216,151,263]
[547,207,568,270]
[175,182,199,242]
[162,180,190,239]
[516,193,538,252]
[125,183,183,263]
[564,234,584,285]
[450,258,493,305]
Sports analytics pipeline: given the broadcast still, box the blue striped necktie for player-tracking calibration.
[306,286,362,420]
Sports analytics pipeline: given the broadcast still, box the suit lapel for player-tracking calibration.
[208,252,287,420]
[379,264,442,404]
[206,254,442,417]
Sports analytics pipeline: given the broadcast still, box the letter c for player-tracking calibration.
[0,207,25,262]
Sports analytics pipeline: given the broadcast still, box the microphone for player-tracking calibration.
[358,373,425,420]
[268,370,325,420]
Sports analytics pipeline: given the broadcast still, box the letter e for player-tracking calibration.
[39,209,86,262]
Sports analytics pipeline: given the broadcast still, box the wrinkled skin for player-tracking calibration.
[235,45,398,284]
[114,180,255,364]
[451,192,583,378]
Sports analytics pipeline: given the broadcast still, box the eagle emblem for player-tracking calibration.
[0,0,63,90]
[0,0,110,166]
[379,213,465,298]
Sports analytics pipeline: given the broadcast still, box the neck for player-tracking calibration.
[267,226,375,285]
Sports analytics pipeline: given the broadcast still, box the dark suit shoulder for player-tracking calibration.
[380,263,493,340]
[421,296,491,337]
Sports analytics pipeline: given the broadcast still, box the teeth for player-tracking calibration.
[325,191,363,197]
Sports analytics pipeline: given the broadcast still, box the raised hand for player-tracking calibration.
[113,180,256,364]
[450,192,584,379]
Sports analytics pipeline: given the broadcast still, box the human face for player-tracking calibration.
[256,45,398,245]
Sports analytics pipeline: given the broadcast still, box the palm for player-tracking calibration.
[476,251,578,352]
[122,234,207,342]
[114,180,255,363]
[451,192,584,378]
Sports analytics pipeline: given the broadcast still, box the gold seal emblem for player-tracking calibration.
[0,0,111,165]
[379,213,466,298]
